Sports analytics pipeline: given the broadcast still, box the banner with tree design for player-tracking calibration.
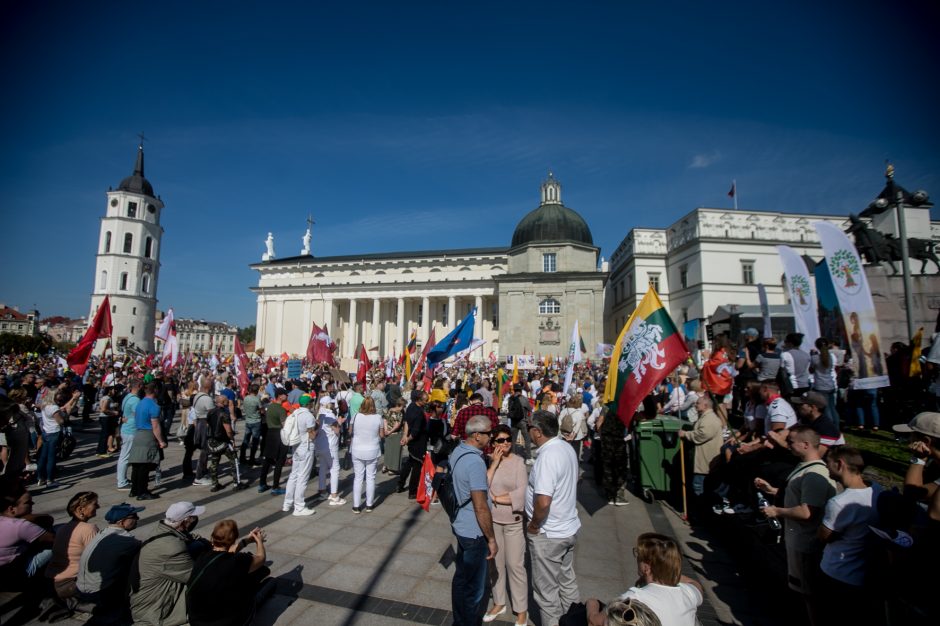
[776,245,821,350]
[813,222,889,389]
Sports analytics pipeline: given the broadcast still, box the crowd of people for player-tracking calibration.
[0,325,938,624]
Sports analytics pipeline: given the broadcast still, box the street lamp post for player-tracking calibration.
[863,164,931,341]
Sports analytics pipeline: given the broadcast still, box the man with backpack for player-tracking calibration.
[447,414,498,625]
[205,394,243,492]
[506,384,533,462]
[282,394,318,516]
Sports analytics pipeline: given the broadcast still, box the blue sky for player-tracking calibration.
[1,1,937,328]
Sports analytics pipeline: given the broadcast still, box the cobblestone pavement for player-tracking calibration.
[16,419,754,625]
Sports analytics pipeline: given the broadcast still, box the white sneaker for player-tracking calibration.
[25,463,38,472]
[292,507,316,516]
[282,505,292,512]
[192,477,212,486]
[328,496,346,506]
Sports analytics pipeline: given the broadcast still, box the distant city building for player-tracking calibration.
[176,319,238,356]
[40,317,87,343]
[89,142,164,354]
[0,305,39,336]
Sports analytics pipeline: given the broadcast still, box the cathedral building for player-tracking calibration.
[251,174,608,361]
[89,143,164,353]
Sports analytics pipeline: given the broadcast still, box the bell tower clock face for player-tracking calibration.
[110,198,118,207]
[142,262,153,273]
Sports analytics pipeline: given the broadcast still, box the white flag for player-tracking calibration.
[562,320,581,397]
[813,222,888,389]
[161,330,179,371]
[776,245,821,349]
[155,308,174,342]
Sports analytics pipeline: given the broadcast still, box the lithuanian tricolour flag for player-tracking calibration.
[604,286,688,428]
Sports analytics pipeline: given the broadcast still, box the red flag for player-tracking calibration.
[265,357,276,373]
[234,338,250,398]
[357,344,369,384]
[67,296,113,375]
[416,452,436,512]
[411,326,436,384]
[308,322,337,366]
[701,348,735,396]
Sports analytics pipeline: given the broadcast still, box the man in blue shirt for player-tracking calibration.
[449,414,498,625]
[128,383,166,501]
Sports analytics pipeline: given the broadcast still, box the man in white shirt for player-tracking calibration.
[525,410,581,626]
[283,395,318,516]
[760,381,798,435]
[818,446,881,623]
[314,395,346,506]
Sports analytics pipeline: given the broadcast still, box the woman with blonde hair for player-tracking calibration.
[618,533,702,626]
[350,396,385,513]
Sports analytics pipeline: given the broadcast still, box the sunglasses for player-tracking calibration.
[475,431,492,437]
[618,603,639,626]
[493,437,512,444]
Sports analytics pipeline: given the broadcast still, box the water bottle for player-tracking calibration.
[154,465,162,486]
[757,492,781,531]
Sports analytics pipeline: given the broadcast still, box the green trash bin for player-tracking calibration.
[636,417,687,499]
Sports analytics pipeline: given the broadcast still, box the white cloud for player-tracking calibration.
[689,151,721,169]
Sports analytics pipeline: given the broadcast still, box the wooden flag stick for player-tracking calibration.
[679,437,689,522]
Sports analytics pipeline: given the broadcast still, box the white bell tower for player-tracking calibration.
[89,140,164,354]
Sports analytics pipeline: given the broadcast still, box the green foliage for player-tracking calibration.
[238,325,256,344]
[0,332,55,354]
[828,249,860,279]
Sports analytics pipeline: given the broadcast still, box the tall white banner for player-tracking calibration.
[813,222,889,389]
[562,320,581,396]
[776,245,821,350]
[756,283,773,340]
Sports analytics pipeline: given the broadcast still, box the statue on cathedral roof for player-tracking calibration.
[263,232,275,262]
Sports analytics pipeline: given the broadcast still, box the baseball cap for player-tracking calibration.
[791,391,828,410]
[319,395,333,406]
[745,328,759,337]
[298,394,313,406]
[513,383,523,392]
[892,412,940,438]
[165,501,207,523]
[105,503,145,523]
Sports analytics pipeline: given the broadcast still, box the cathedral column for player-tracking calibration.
[371,298,381,355]
[422,296,430,343]
[347,299,358,358]
[323,298,334,332]
[396,297,405,355]
[448,295,456,329]
[303,299,312,338]
[474,295,483,341]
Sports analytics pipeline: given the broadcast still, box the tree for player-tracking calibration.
[238,325,256,344]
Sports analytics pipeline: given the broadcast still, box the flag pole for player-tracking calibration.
[733,179,738,211]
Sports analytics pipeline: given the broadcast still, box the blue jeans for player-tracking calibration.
[856,389,880,428]
[117,432,134,487]
[692,473,706,496]
[452,534,488,625]
[38,431,59,482]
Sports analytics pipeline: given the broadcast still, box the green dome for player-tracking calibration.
[511,202,594,248]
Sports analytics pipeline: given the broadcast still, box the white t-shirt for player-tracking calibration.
[764,397,797,434]
[620,583,702,626]
[315,409,340,452]
[41,404,63,434]
[525,436,581,539]
[821,483,880,586]
[350,412,383,460]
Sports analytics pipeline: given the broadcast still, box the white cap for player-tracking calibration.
[165,501,206,523]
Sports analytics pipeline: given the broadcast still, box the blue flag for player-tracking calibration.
[426,308,476,368]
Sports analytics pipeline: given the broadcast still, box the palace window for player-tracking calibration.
[119,272,128,290]
[538,298,561,315]
[543,253,557,273]
[104,231,111,253]
[648,273,660,292]
[741,261,755,285]
[123,233,133,254]
[492,302,499,330]
[679,265,688,289]
[127,202,137,218]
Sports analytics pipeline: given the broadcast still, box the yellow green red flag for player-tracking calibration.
[604,286,688,427]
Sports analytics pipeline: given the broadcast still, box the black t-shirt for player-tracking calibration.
[404,402,428,453]
[807,415,842,446]
[206,407,229,441]
[186,551,254,626]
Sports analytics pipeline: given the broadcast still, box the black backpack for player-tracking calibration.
[432,452,474,522]
[507,395,527,425]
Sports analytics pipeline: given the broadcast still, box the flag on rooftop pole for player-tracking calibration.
[604,286,688,429]
[728,180,738,210]
[426,308,476,368]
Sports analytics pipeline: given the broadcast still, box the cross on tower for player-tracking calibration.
[306,214,315,230]
[137,131,147,148]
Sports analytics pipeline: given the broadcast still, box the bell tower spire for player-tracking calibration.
[540,171,562,205]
